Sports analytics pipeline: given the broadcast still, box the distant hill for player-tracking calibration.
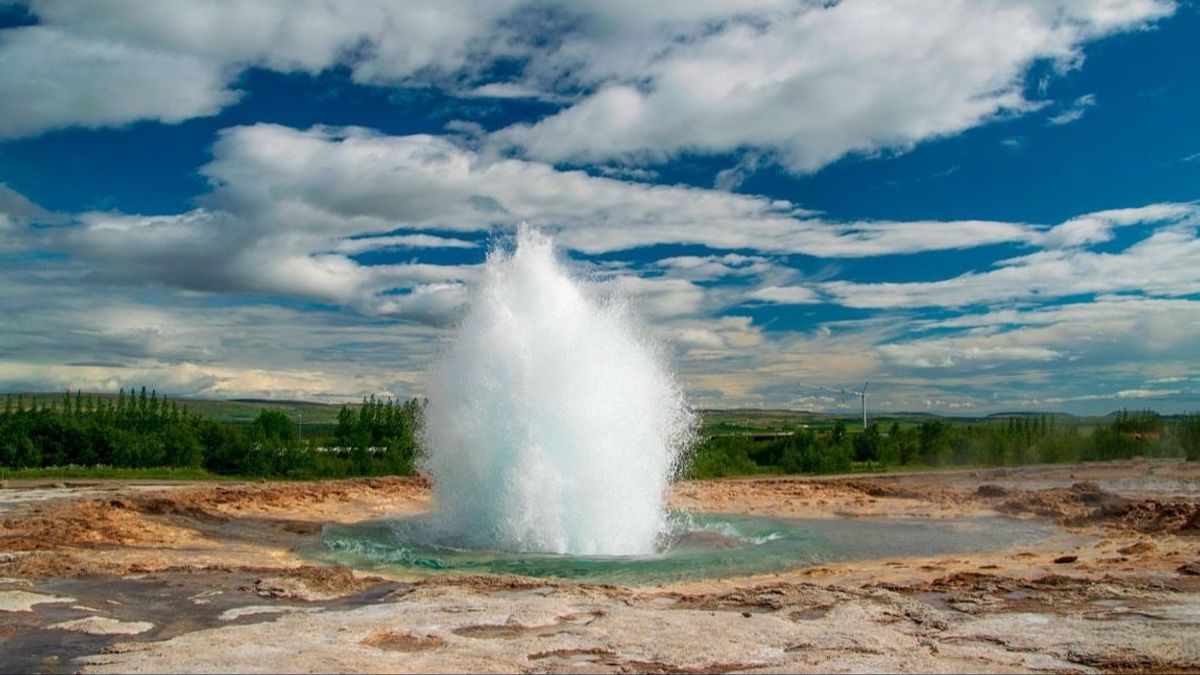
[228,398,332,407]
[11,394,1174,430]
[6,392,347,426]
[985,411,1076,420]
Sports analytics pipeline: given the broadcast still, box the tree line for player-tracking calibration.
[687,409,1200,478]
[0,389,420,479]
[2,389,1197,480]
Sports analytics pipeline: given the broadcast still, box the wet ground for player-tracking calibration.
[1,461,1198,673]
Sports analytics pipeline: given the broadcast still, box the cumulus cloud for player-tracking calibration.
[197,123,1042,257]
[35,0,522,79]
[0,27,237,138]
[493,0,1173,172]
[47,122,1075,323]
[49,122,1199,332]
[3,0,1173,166]
[6,2,1193,412]
[65,208,479,320]
[2,0,522,137]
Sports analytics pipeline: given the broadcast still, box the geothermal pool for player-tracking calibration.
[376,228,1067,585]
[317,513,1064,585]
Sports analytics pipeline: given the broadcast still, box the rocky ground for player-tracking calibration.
[1,461,1198,673]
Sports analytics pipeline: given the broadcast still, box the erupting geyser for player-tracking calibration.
[420,227,695,556]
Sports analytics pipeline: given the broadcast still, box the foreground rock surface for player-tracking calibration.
[0,461,1197,673]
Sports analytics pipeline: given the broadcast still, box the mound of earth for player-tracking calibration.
[975,481,1200,534]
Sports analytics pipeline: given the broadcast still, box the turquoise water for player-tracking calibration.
[317,512,1062,585]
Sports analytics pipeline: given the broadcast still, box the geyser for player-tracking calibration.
[420,226,695,556]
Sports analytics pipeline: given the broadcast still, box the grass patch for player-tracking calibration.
[0,465,231,481]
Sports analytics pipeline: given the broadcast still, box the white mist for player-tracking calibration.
[421,227,694,555]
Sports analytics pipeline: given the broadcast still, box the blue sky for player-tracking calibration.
[1,0,1198,414]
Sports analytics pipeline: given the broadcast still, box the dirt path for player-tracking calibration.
[1,462,1198,673]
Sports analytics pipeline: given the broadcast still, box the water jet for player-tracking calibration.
[419,226,693,556]
[319,227,1065,583]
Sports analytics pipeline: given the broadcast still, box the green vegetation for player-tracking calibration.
[0,466,225,481]
[1178,412,1200,462]
[685,408,1196,478]
[1,389,1195,481]
[0,389,420,479]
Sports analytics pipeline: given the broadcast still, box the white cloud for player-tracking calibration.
[4,0,1174,164]
[1047,93,1098,125]
[879,343,1065,369]
[0,359,401,403]
[1001,136,1028,153]
[0,266,446,400]
[0,27,237,138]
[65,208,478,320]
[746,285,822,305]
[609,276,706,319]
[669,316,764,353]
[1115,387,1180,398]
[0,184,55,226]
[334,234,479,254]
[53,123,1198,331]
[28,1,364,72]
[2,1,519,138]
[1035,202,1196,248]
[824,207,1200,309]
[196,123,1041,257]
[880,296,1200,388]
[652,254,773,281]
[0,184,62,250]
[28,0,523,80]
[49,122,1069,325]
[494,0,1173,172]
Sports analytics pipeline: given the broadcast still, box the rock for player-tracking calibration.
[1117,540,1156,556]
[975,484,1010,498]
[50,616,154,635]
[0,590,77,612]
[52,482,66,489]
[1053,555,1079,564]
[741,611,752,618]
[1177,562,1200,576]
